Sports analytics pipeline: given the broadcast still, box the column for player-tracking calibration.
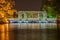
[38,13,40,20]
[24,13,27,20]
[42,11,47,20]
[18,12,22,20]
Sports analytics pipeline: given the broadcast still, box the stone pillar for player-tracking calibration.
[41,11,47,20]
[38,13,40,20]
[24,13,27,20]
[18,11,22,20]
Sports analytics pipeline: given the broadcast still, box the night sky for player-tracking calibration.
[13,0,44,11]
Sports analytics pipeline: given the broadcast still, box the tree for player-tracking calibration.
[0,0,17,23]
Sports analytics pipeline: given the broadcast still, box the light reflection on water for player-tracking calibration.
[0,23,57,40]
[9,23,57,29]
[0,31,9,40]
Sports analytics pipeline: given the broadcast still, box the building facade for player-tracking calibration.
[18,11,47,21]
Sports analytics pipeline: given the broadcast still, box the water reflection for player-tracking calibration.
[9,23,57,29]
[0,23,57,40]
[0,24,9,32]
[1,33,5,40]
[0,32,9,40]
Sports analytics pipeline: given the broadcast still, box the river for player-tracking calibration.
[0,23,57,40]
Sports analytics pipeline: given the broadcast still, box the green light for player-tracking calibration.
[48,15,57,18]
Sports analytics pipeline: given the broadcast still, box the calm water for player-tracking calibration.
[0,23,57,40]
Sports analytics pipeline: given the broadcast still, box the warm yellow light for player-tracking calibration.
[1,33,5,40]
[5,24,9,32]
[0,0,17,22]
[0,0,5,3]
[0,25,5,32]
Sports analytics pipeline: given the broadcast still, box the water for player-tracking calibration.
[0,23,57,40]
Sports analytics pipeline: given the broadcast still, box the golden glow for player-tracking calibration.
[1,33,5,40]
[0,0,17,23]
[5,32,9,40]
[1,31,9,40]
[0,24,9,40]
[0,24,9,32]
[0,0,5,3]
[5,24,9,32]
[7,9,17,16]
[0,25,5,32]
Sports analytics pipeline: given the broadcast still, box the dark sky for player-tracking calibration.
[13,0,44,11]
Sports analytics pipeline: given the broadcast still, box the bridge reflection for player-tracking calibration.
[0,23,57,40]
[0,23,57,32]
